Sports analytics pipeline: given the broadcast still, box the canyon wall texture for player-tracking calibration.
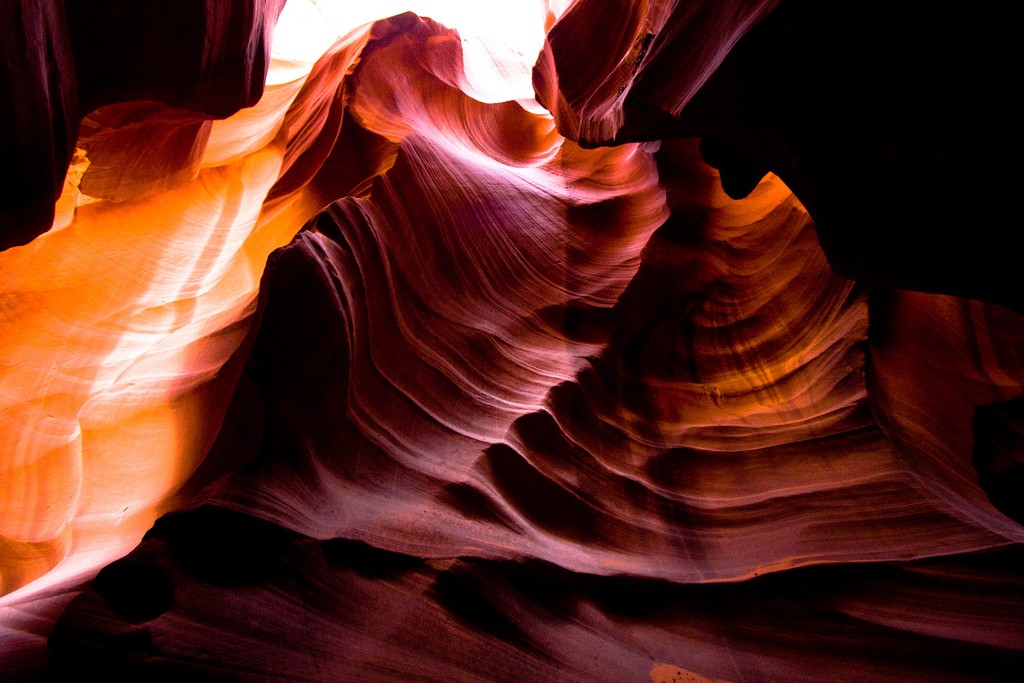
[1,1,1022,680]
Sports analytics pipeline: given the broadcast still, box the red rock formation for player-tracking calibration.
[0,0,287,249]
[537,0,1023,311]
[1,1,1022,680]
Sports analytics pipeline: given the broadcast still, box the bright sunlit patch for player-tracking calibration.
[2,0,580,612]
[271,0,576,102]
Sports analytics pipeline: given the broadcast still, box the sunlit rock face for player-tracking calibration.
[0,0,289,250]
[2,0,1023,680]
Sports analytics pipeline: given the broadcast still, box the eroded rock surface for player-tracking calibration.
[1,1,1021,680]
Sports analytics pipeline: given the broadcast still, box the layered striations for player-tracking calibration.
[1,0,1022,680]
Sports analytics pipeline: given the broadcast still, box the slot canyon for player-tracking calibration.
[1,1,1022,680]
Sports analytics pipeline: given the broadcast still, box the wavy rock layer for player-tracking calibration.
[536,0,1023,311]
[0,0,288,249]
[48,506,1024,682]
[1,1,1022,681]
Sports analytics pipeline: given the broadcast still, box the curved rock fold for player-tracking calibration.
[1,1,1022,680]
